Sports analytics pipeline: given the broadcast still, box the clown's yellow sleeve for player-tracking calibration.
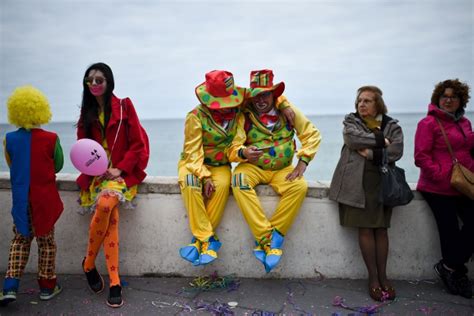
[3,138,11,168]
[182,112,212,179]
[228,113,248,163]
[292,103,322,165]
[275,95,290,110]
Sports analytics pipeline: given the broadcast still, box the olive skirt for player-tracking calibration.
[339,160,392,228]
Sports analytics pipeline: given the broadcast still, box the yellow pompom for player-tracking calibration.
[6,85,52,128]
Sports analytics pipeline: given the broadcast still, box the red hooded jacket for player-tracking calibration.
[415,104,474,195]
[76,95,148,190]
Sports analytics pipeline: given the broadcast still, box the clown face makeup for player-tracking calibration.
[252,91,274,114]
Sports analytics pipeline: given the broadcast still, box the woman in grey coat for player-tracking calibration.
[329,86,403,302]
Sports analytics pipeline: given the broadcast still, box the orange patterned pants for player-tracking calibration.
[83,194,120,286]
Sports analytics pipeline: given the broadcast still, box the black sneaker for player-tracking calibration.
[434,261,458,295]
[39,284,62,301]
[0,289,17,307]
[454,275,473,299]
[82,258,104,294]
[106,285,123,308]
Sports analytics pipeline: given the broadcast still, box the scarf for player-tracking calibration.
[362,114,382,131]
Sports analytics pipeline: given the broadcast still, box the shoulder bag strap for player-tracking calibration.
[109,99,123,160]
[435,117,457,163]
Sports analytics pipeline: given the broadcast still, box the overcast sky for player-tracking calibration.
[0,0,472,123]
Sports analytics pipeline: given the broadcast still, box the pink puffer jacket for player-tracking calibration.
[415,104,474,195]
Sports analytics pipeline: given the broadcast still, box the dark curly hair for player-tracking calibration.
[431,79,470,109]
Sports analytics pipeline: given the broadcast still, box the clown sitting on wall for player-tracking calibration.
[229,69,322,273]
[178,70,296,267]
[1,86,64,306]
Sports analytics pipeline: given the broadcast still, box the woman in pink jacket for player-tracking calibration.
[414,79,474,299]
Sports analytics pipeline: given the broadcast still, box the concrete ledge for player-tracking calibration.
[0,172,472,279]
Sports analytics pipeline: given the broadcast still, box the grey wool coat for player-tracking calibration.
[329,113,404,208]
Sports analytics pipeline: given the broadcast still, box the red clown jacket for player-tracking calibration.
[5,129,64,237]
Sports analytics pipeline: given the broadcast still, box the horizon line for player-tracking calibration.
[1,110,473,125]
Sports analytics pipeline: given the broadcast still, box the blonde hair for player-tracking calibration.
[7,85,52,128]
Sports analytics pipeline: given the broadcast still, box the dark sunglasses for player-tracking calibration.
[84,76,106,86]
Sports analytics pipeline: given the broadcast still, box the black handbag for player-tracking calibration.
[379,150,414,207]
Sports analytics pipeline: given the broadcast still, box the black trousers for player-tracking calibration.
[421,191,474,273]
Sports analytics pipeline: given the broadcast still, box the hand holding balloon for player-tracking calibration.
[70,139,108,176]
[104,167,122,180]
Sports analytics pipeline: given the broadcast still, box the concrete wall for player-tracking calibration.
[0,172,472,279]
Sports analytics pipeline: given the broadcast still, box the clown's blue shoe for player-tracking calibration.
[253,232,273,270]
[199,235,222,265]
[264,230,285,273]
[253,242,267,265]
[179,238,201,264]
[0,278,19,306]
[253,242,271,272]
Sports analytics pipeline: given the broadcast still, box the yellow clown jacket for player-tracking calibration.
[179,104,241,179]
[228,97,321,169]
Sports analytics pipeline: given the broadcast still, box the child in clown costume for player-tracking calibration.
[178,70,295,266]
[229,69,322,273]
[1,86,64,306]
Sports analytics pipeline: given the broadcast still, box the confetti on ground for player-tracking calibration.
[285,281,312,315]
[195,300,235,315]
[332,295,393,315]
[251,310,278,316]
[251,281,312,315]
[152,299,234,315]
[151,300,192,312]
[181,271,240,293]
[20,288,39,295]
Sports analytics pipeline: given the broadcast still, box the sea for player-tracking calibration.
[1,112,473,184]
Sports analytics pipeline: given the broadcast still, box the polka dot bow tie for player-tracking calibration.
[260,113,279,125]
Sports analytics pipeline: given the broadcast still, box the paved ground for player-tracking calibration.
[0,273,472,315]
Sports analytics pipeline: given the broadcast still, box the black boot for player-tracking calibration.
[434,261,458,295]
[454,274,473,299]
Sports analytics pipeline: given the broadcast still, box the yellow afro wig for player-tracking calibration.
[7,85,52,129]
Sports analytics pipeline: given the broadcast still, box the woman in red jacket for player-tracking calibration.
[415,79,474,299]
[76,62,148,308]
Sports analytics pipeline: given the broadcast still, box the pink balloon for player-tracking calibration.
[70,139,108,176]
